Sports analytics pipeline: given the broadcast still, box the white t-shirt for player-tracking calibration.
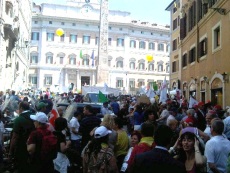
[204,125,212,138]
[205,135,230,173]
[69,117,81,140]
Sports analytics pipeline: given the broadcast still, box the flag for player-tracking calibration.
[189,96,199,108]
[91,50,94,66]
[159,76,167,103]
[49,104,59,128]
[99,90,108,103]
[104,83,108,92]
[153,82,158,91]
[80,50,83,59]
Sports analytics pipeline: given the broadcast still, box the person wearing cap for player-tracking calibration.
[27,112,56,173]
[40,94,53,115]
[172,127,207,173]
[82,126,118,173]
[9,101,35,173]
[205,120,230,173]
[196,102,206,131]
[183,109,197,128]
[36,102,48,113]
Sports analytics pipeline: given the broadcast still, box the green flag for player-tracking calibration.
[99,91,108,103]
[80,50,83,59]
[153,82,158,91]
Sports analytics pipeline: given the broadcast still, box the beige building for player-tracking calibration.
[166,0,230,108]
[0,0,32,92]
[30,0,170,94]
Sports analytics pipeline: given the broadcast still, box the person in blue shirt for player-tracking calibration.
[110,99,120,115]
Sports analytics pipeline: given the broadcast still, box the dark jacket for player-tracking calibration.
[133,148,186,173]
[79,114,101,149]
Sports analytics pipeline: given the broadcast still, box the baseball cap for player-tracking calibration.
[198,102,204,107]
[37,102,48,110]
[181,127,197,135]
[30,112,48,124]
[94,126,112,138]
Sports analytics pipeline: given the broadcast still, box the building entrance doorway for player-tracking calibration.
[211,78,223,106]
[81,76,90,86]
[211,89,222,106]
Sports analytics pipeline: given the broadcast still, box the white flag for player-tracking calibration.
[188,96,198,108]
[159,76,167,103]
[104,83,109,92]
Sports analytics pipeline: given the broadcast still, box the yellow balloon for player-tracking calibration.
[56,28,64,36]
[146,55,153,62]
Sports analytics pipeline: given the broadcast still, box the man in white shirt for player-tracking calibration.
[205,120,230,173]
[101,102,112,115]
[69,111,81,151]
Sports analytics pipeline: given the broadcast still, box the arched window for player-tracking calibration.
[130,40,136,48]
[116,61,123,68]
[149,42,155,50]
[130,62,135,70]
[148,64,154,71]
[139,63,145,70]
[139,41,146,49]
[46,52,53,64]
[69,55,76,65]
[166,65,170,73]
[30,52,38,64]
[158,64,163,72]
[82,54,89,66]
[158,43,164,51]
[57,52,65,65]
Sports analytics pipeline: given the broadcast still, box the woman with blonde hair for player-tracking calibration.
[90,114,117,150]
[101,114,118,150]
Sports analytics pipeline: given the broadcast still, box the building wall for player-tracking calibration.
[167,0,230,107]
[0,0,32,92]
[30,1,170,94]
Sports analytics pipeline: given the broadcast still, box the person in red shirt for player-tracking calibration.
[27,112,55,173]
[128,122,155,172]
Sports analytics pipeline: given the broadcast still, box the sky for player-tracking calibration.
[33,0,173,25]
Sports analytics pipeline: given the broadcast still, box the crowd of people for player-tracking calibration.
[0,89,230,173]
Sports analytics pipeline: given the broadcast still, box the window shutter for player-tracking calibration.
[194,47,196,62]
[205,38,208,54]
[198,41,201,59]
[180,16,186,40]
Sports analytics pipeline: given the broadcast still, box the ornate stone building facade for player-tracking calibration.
[30,0,170,94]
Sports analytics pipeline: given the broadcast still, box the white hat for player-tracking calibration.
[94,126,112,138]
[30,112,48,124]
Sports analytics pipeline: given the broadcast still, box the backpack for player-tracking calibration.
[38,129,58,163]
[86,148,113,173]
